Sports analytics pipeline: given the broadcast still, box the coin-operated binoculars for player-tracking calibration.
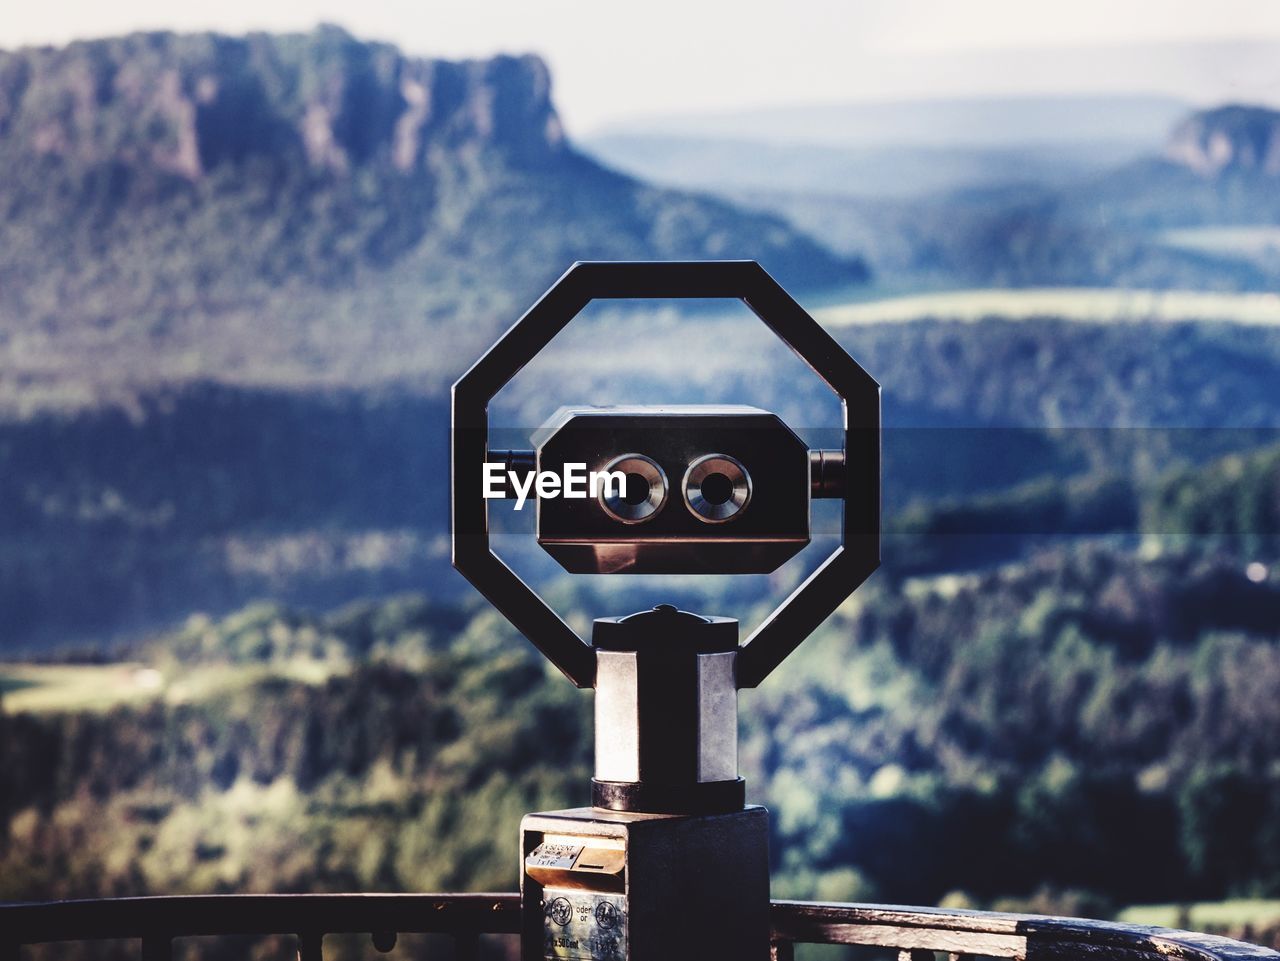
[452,261,879,961]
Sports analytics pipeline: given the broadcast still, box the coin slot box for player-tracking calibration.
[526,836,626,892]
[520,806,768,961]
[524,831,628,960]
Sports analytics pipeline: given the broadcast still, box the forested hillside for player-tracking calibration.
[4,439,1278,906]
[4,527,1279,916]
[4,316,1279,651]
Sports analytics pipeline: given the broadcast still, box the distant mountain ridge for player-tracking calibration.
[0,27,865,414]
[584,95,1188,201]
[631,101,1280,290]
[594,94,1191,148]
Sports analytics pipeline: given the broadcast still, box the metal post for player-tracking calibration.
[520,606,770,961]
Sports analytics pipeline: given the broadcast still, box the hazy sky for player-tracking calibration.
[5,0,1280,133]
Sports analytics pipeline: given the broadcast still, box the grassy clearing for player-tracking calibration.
[816,288,1280,327]
[0,660,339,714]
[1117,899,1280,930]
[1159,227,1280,260]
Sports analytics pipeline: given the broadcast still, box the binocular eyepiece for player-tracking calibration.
[594,451,752,527]
[487,405,843,575]
[682,453,751,523]
[598,454,670,523]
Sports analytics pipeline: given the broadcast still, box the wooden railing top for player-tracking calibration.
[769,900,1280,961]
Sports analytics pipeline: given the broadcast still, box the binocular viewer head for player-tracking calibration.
[453,260,879,691]
[531,405,814,575]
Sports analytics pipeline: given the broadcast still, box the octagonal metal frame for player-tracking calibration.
[451,261,879,689]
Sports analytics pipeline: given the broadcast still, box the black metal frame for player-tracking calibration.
[451,260,880,689]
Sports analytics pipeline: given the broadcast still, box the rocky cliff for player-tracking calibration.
[0,25,566,180]
[1164,104,1280,177]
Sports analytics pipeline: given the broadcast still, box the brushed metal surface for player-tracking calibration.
[594,651,639,783]
[697,652,738,782]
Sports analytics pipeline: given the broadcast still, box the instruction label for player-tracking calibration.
[541,886,626,961]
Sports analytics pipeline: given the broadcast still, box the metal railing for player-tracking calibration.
[2,893,1277,961]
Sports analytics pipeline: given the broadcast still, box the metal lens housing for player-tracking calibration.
[598,454,668,524]
[683,454,752,523]
[535,407,812,576]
